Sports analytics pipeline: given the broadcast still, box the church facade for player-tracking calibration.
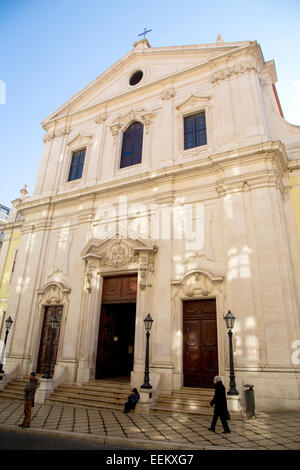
[1,37,300,411]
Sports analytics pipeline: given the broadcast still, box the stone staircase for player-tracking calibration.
[45,379,132,411]
[150,387,240,418]
[0,376,29,401]
[0,378,240,418]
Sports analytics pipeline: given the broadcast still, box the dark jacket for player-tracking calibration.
[24,378,38,400]
[128,391,140,408]
[210,381,228,417]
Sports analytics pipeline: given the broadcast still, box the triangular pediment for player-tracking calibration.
[42,40,252,126]
[176,94,211,111]
[67,132,94,148]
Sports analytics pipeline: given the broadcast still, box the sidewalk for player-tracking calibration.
[0,399,299,450]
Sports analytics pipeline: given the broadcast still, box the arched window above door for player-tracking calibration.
[120,121,143,168]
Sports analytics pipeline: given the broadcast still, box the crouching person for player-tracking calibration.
[123,388,140,413]
[19,372,39,428]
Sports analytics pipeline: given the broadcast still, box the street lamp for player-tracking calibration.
[42,314,58,379]
[141,314,153,389]
[0,316,13,378]
[224,310,239,395]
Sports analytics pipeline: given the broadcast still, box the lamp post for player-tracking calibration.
[141,314,153,389]
[42,314,58,379]
[224,310,239,395]
[0,316,13,378]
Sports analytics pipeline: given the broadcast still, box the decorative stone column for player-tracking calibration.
[76,258,102,383]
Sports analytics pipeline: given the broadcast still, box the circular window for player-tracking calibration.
[129,70,143,86]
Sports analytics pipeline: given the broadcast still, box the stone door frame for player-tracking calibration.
[78,231,158,384]
[32,278,71,376]
[171,269,226,390]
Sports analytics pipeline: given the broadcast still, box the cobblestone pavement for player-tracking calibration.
[0,399,299,450]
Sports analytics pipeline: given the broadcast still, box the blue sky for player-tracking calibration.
[0,0,299,208]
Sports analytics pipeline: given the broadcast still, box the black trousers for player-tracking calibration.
[210,411,230,432]
[124,401,135,413]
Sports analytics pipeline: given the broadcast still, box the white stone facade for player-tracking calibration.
[1,38,300,411]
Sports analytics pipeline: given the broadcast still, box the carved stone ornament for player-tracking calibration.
[43,128,70,143]
[43,130,55,142]
[38,281,71,305]
[161,89,175,101]
[103,239,137,267]
[210,62,257,84]
[173,270,224,298]
[81,231,158,290]
[95,113,107,124]
[141,112,156,134]
[109,123,121,143]
[183,272,213,297]
[109,109,156,142]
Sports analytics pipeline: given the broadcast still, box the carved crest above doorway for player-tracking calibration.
[172,269,224,298]
[37,270,71,305]
[81,231,158,290]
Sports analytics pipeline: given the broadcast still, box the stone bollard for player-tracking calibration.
[135,389,155,414]
[35,378,54,404]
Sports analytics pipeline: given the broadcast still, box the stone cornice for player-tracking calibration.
[0,220,24,231]
[14,141,288,215]
[215,169,285,197]
[288,159,300,171]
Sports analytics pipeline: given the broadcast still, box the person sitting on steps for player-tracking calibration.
[123,388,140,413]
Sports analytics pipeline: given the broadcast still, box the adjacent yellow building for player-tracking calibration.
[0,226,21,337]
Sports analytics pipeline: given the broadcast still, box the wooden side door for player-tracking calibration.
[37,306,63,375]
[96,304,116,379]
[183,299,218,388]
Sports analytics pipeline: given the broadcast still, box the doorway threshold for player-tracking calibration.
[96,376,131,384]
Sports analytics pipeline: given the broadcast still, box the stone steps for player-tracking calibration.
[0,377,28,401]
[150,404,214,416]
[154,396,211,407]
[0,378,240,419]
[45,379,132,410]
[150,387,240,418]
[150,387,213,416]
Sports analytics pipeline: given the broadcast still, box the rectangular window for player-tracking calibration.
[68,148,86,181]
[184,112,207,150]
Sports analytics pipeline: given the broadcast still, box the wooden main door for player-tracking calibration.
[37,306,63,375]
[183,299,218,388]
[96,275,137,379]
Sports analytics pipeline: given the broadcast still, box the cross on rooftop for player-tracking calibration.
[138,27,152,39]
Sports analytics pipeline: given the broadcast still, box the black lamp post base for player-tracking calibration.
[141,383,152,389]
[42,374,52,379]
[227,389,239,396]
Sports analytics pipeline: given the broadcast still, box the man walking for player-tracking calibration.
[208,376,231,434]
[18,372,39,429]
